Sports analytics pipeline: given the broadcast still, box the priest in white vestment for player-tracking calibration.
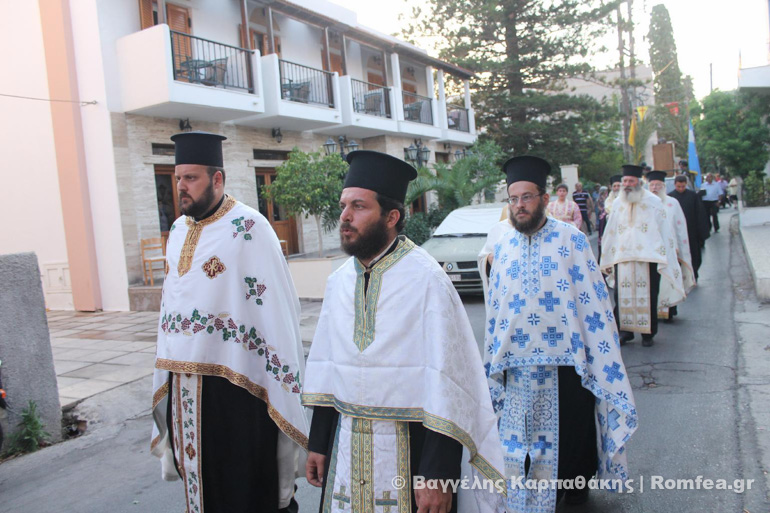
[150,132,309,513]
[647,171,696,320]
[603,175,621,217]
[483,156,637,513]
[303,151,505,513]
[600,165,685,347]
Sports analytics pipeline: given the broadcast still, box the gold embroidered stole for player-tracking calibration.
[177,195,237,276]
[352,238,415,352]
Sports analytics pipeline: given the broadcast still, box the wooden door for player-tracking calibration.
[168,4,192,76]
[256,169,298,254]
[154,166,181,238]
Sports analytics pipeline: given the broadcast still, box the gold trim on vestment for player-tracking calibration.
[152,381,169,410]
[396,421,412,513]
[177,195,237,276]
[351,417,374,513]
[157,358,308,449]
[353,238,416,352]
[301,393,505,488]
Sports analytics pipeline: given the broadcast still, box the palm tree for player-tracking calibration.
[406,140,504,210]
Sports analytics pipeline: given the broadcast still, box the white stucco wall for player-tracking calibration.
[95,0,139,113]
[275,13,325,70]
[72,0,131,311]
[0,0,72,309]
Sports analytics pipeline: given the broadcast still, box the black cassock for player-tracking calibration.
[669,189,710,280]
[166,374,295,513]
[308,408,464,511]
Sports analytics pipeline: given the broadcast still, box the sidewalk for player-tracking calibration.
[48,300,323,409]
[739,205,770,301]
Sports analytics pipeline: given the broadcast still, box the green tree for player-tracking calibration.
[406,139,504,210]
[401,0,620,166]
[647,4,691,155]
[264,149,347,257]
[692,90,770,179]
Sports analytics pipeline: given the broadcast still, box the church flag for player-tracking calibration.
[688,120,702,188]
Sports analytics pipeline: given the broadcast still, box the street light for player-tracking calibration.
[324,135,359,158]
[403,139,431,168]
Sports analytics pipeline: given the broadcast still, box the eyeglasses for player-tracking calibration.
[505,193,542,206]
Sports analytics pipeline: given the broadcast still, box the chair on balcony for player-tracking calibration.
[364,91,384,116]
[141,237,167,286]
[282,81,310,103]
[201,57,228,88]
[404,101,422,122]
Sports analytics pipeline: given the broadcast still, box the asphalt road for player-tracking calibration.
[1,211,767,512]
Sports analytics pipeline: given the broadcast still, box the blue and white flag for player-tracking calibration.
[688,120,702,188]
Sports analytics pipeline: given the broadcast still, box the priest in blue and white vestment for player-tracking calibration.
[482,156,637,512]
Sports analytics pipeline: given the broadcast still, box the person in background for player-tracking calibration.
[700,173,722,233]
[572,182,594,235]
[547,183,583,228]
[728,175,741,208]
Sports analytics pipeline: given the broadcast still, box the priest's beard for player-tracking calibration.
[509,198,547,235]
[340,216,391,261]
[179,178,216,218]
[620,184,644,204]
[651,188,667,201]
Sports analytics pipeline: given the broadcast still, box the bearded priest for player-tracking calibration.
[150,131,309,513]
[647,171,696,320]
[600,165,685,347]
[483,156,637,512]
[303,150,505,513]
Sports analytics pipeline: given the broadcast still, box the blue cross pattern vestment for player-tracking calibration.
[484,218,637,513]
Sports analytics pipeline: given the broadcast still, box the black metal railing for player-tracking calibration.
[278,59,335,107]
[170,31,253,93]
[447,104,470,132]
[402,91,433,125]
[351,79,391,118]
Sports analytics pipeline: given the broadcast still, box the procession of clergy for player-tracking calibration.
[150,130,704,513]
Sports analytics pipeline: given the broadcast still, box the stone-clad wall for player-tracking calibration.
[111,116,442,282]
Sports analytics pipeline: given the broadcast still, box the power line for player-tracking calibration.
[0,92,97,106]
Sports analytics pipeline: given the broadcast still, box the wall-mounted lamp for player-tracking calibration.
[443,143,452,152]
[324,135,359,158]
[271,128,282,143]
[179,118,192,132]
[404,139,431,168]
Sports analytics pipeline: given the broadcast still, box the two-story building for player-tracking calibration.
[1,0,478,311]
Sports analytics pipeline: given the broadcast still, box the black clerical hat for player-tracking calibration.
[622,165,643,178]
[646,170,667,182]
[344,150,417,203]
[610,174,622,185]
[170,131,227,167]
[502,156,550,188]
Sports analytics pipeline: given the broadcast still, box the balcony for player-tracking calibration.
[402,91,434,125]
[117,24,263,122]
[170,31,253,92]
[447,104,470,132]
[235,54,341,131]
[317,77,400,138]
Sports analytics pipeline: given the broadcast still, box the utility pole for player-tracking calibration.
[617,5,632,161]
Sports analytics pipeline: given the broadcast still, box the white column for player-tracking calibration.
[436,69,448,130]
[390,53,404,121]
[426,65,438,127]
[464,79,475,135]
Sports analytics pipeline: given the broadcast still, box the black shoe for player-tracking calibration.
[619,332,634,345]
[642,336,654,347]
[565,487,590,505]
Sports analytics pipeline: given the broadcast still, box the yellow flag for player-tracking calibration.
[628,116,637,147]
[637,106,648,121]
